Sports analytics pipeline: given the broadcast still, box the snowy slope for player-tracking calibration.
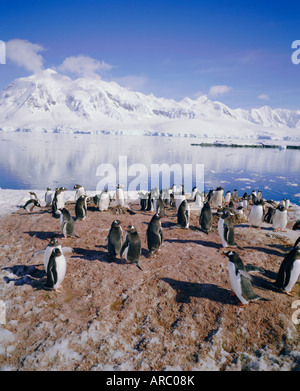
[0,68,300,140]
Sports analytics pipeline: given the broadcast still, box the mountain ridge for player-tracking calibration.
[0,68,299,140]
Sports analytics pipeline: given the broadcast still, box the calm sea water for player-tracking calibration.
[0,132,299,204]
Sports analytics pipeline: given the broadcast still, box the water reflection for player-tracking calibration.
[0,132,299,204]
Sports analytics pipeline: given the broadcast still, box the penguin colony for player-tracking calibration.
[23,185,300,307]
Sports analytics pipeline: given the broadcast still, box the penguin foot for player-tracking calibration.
[238,303,246,308]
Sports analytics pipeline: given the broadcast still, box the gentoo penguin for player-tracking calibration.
[224,251,269,307]
[292,220,300,231]
[45,247,66,292]
[257,190,263,201]
[272,204,288,232]
[120,225,142,270]
[177,199,190,229]
[73,184,86,201]
[116,184,125,207]
[29,191,39,201]
[23,199,40,212]
[60,207,77,238]
[45,188,54,206]
[242,193,248,210]
[75,195,88,221]
[146,213,163,257]
[98,189,110,211]
[161,188,171,206]
[248,199,264,228]
[155,195,165,217]
[273,244,300,296]
[218,210,237,249]
[206,189,214,203]
[138,192,148,210]
[232,189,239,202]
[199,202,212,234]
[107,220,123,259]
[175,189,186,212]
[43,238,61,272]
[52,187,68,217]
[191,186,198,201]
[250,190,257,204]
[264,206,275,224]
[224,190,231,205]
[146,191,154,211]
[210,187,224,208]
[194,191,204,209]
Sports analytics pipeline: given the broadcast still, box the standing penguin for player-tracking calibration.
[45,188,54,206]
[120,225,142,270]
[272,204,288,232]
[191,186,198,201]
[43,238,61,272]
[73,184,86,201]
[264,206,275,224]
[75,194,88,221]
[194,191,204,210]
[218,210,237,249]
[60,207,77,238]
[98,189,110,211]
[29,191,39,201]
[210,187,224,208]
[232,189,239,202]
[248,199,264,228]
[146,213,163,257]
[23,199,40,212]
[224,251,269,307]
[138,192,148,211]
[177,199,190,229]
[107,220,123,260]
[273,244,300,296]
[155,195,165,217]
[116,184,125,207]
[224,190,231,205]
[52,187,68,217]
[45,247,67,292]
[199,202,212,234]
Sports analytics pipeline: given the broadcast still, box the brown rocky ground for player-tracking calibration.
[0,199,299,371]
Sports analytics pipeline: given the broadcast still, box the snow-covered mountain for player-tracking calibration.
[0,68,299,140]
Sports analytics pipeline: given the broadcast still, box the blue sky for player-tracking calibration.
[0,0,299,109]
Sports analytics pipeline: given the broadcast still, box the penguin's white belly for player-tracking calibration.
[75,187,85,201]
[45,192,54,206]
[212,193,223,208]
[54,255,67,289]
[248,205,263,227]
[99,194,110,211]
[224,194,231,204]
[116,190,125,207]
[272,210,287,230]
[228,261,248,304]
[284,259,300,293]
[56,194,65,209]
[195,195,203,208]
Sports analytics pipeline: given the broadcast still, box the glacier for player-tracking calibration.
[0,68,299,142]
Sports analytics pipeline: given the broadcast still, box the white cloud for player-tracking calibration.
[114,75,148,91]
[57,55,113,78]
[6,39,45,73]
[208,85,232,97]
[258,94,269,101]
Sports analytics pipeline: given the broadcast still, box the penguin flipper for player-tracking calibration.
[239,269,253,281]
[135,263,143,271]
[245,264,265,274]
